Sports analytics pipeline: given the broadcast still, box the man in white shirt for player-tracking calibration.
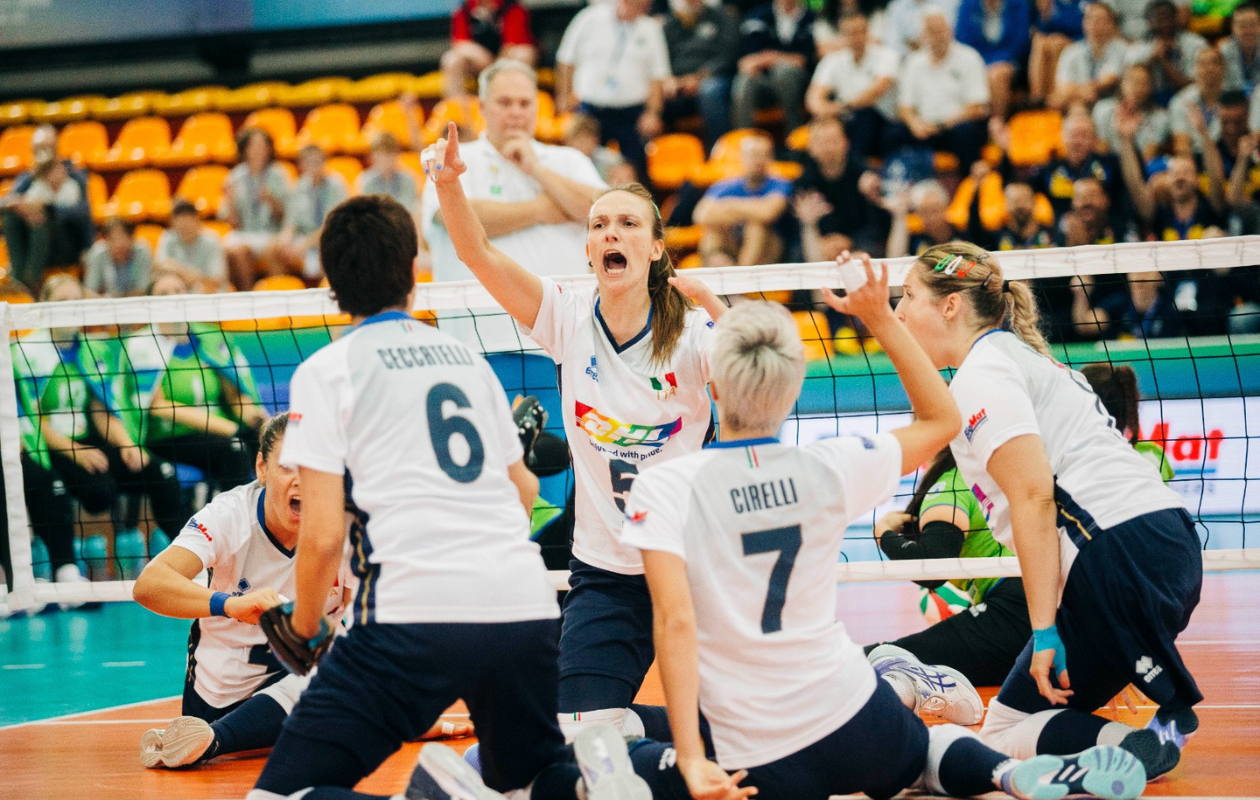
[1123,0,1206,106]
[555,0,670,186]
[1168,46,1226,155]
[806,14,899,163]
[1221,2,1260,95]
[885,0,961,55]
[891,11,991,169]
[1050,1,1127,111]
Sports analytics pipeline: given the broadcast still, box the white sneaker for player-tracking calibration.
[55,564,88,611]
[573,724,651,800]
[417,743,506,800]
[140,716,215,768]
[869,644,985,725]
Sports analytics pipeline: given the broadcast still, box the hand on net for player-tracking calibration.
[260,601,334,676]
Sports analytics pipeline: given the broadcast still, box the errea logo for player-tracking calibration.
[1136,656,1163,684]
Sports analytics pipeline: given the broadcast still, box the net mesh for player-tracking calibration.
[4,237,1260,612]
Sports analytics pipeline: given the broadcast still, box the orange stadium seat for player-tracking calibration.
[354,101,422,154]
[204,219,231,238]
[278,78,352,109]
[156,113,237,167]
[91,91,165,122]
[57,121,109,168]
[786,125,810,152]
[91,116,172,171]
[0,178,12,196]
[217,82,289,113]
[0,100,36,128]
[87,173,109,223]
[325,156,363,189]
[1007,109,1063,168]
[30,95,105,124]
[152,85,228,116]
[422,99,485,145]
[175,165,229,218]
[676,252,703,270]
[134,223,164,253]
[692,129,760,186]
[408,72,445,100]
[0,236,10,275]
[242,108,299,159]
[254,275,306,291]
[340,72,414,104]
[535,92,567,142]
[647,133,705,191]
[0,126,36,177]
[294,104,361,155]
[104,169,172,223]
[793,310,832,360]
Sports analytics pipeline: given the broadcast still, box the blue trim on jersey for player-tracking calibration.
[355,310,413,329]
[345,470,380,625]
[256,489,295,558]
[707,436,780,449]
[968,328,1003,354]
[594,297,653,354]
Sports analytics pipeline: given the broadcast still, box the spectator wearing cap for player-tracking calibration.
[1168,46,1226,156]
[1035,112,1122,220]
[221,127,290,291]
[156,200,229,292]
[0,125,94,291]
[731,0,817,134]
[84,218,152,298]
[1124,0,1207,106]
[1093,63,1171,162]
[891,11,990,170]
[1050,2,1127,111]
[662,0,740,147]
[357,132,421,215]
[442,0,537,109]
[954,0,1032,124]
[277,144,348,281]
[806,14,899,163]
[884,0,960,55]
[1027,0,1084,106]
[1221,2,1260,96]
[555,0,670,188]
[693,134,792,266]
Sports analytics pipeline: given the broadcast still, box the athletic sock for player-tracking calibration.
[626,739,691,800]
[305,789,393,800]
[627,704,671,740]
[530,762,583,800]
[1036,710,1109,754]
[207,694,288,760]
[936,734,1016,797]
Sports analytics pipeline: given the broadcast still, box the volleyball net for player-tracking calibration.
[3,236,1260,613]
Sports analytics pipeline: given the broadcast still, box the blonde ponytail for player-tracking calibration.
[1006,280,1051,357]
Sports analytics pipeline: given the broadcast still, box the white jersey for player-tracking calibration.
[948,331,1184,586]
[620,434,904,769]
[522,278,714,574]
[281,311,558,625]
[170,481,352,709]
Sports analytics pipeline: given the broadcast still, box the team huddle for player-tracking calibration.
[131,121,1202,800]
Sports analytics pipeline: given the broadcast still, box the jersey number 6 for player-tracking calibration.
[742,525,802,634]
[427,383,485,483]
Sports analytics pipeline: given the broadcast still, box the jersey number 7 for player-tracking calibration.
[741,525,802,634]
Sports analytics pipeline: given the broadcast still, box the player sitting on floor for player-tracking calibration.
[1078,364,1173,484]
[619,269,1147,800]
[895,241,1202,780]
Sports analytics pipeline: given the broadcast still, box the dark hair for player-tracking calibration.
[1145,0,1176,17]
[1079,363,1140,442]
[236,127,275,165]
[320,195,417,317]
[566,113,601,140]
[591,183,693,366]
[100,217,135,238]
[259,411,289,462]
[171,198,198,218]
[1221,89,1249,109]
[903,448,957,536]
[370,131,402,153]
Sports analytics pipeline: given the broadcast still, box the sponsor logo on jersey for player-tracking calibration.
[185,518,212,542]
[626,510,649,524]
[575,401,683,450]
[649,372,677,400]
[970,484,995,522]
[585,356,599,383]
[1142,421,1225,476]
[964,409,988,442]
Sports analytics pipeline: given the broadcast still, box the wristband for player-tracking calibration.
[1032,624,1068,677]
[209,592,231,618]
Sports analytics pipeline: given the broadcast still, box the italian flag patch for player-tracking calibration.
[650,372,678,398]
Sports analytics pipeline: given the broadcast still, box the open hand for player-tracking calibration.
[74,446,111,475]
[680,758,757,800]
[421,122,469,184]
[820,252,893,325]
[1031,647,1073,705]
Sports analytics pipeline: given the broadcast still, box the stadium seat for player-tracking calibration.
[0,178,12,196]
[692,129,761,187]
[647,133,705,191]
[1007,109,1063,168]
[87,173,109,223]
[786,125,810,152]
[155,113,237,167]
[325,156,363,189]
[664,225,704,251]
[534,91,564,142]
[399,152,424,179]
[175,165,229,218]
[676,252,703,270]
[217,82,289,113]
[0,284,35,306]
[91,117,172,171]
[242,108,299,159]
[422,99,485,145]
[57,121,110,168]
[134,223,164,253]
[793,310,832,360]
[91,91,165,122]
[340,72,414,104]
[407,72,445,100]
[254,275,306,291]
[29,95,105,124]
[293,104,362,155]
[0,235,9,276]
[277,78,352,109]
[204,219,231,237]
[354,101,422,154]
[104,169,173,222]
[0,126,36,177]
[151,85,228,117]
[0,100,36,128]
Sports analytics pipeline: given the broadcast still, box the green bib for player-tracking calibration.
[918,467,1013,604]
[1135,440,1175,484]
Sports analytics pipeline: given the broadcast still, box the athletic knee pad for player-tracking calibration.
[557,707,627,743]
[257,673,310,715]
[980,701,1058,760]
[912,724,981,794]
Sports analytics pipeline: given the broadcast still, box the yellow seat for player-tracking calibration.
[134,223,164,253]
[534,91,563,142]
[30,95,106,124]
[152,86,228,117]
[0,236,9,277]
[676,252,703,270]
[407,72,445,100]
[786,125,810,152]
[91,117,172,171]
[0,100,37,128]
[254,275,307,291]
[770,161,802,181]
[1008,109,1064,168]
[104,169,173,223]
[793,311,832,360]
[155,113,237,167]
[294,104,362,155]
[88,173,109,223]
[647,134,705,191]
[242,108,299,160]
[91,92,165,122]
[0,126,36,177]
[691,129,763,187]
[339,72,414,104]
[354,101,422,154]
[57,121,110,168]
[0,284,35,305]
[217,82,289,114]
[947,174,1008,232]
[277,78,352,109]
[325,156,364,189]
[664,225,704,251]
[175,165,230,218]
[204,219,232,237]
[421,99,485,145]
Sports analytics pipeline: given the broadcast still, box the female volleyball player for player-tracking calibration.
[1079,364,1173,484]
[425,121,726,742]
[894,241,1201,780]
[619,267,1146,800]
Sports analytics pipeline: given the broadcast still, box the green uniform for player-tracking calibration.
[1135,440,1175,484]
[918,467,1013,604]
[13,332,118,469]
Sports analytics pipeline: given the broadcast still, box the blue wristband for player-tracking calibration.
[209,592,231,618]
[1032,624,1068,676]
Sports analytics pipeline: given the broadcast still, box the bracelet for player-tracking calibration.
[209,592,231,618]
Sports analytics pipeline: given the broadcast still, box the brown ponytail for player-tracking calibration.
[1079,363,1141,442]
[912,242,1052,358]
[593,183,694,366]
[903,447,957,537]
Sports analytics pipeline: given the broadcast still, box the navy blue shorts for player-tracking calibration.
[557,559,655,712]
[181,620,286,722]
[995,507,1203,715]
[630,679,928,800]
[254,619,569,796]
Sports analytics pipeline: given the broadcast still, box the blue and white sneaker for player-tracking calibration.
[573,724,652,800]
[414,743,503,800]
[1004,745,1147,800]
[868,644,985,725]
[1145,706,1197,750]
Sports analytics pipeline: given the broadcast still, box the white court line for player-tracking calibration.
[35,718,173,725]
[2,663,45,669]
[101,660,146,667]
[0,695,178,730]
[1179,640,1260,645]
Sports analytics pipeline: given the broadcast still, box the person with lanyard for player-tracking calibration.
[895,242,1204,782]
[222,127,291,291]
[1049,2,1126,111]
[1221,2,1260,96]
[618,282,1147,800]
[1168,47,1226,157]
[1079,364,1174,484]
[424,122,726,745]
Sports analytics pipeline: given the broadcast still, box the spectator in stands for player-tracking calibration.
[1120,108,1226,239]
[0,126,93,292]
[1050,2,1126,111]
[885,0,960,55]
[812,0,889,56]
[1107,0,1159,41]
[155,200,229,293]
[731,0,817,133]
[555,0,669,188]
[1221,2,1260,95]
[991,179,1059,249]
[891,11,990,170]
[221,128,289,292]
[662,0,740,147]
[805,13,899,163]
[277,144,348,282]
[1227,107,1260,216]
[357,132,420,215]
[1215,91,1252,179]
[886,178,959,256]
[84,218,152,298]
[1027,0,1085,106]
[694,134,792,266]
[1168,46,1225,155]
[443,0,537,110]
[1124,0,1207,106]
[955,0,1032,125]
[1035,112,1121,219]
[1093,63,1171,161]
[791,117,889,258]
[564,114,636,185]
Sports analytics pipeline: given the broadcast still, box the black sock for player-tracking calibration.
[937,735,1013,797]
[627,740,692,800]
[306,790,391,800]
[629,704,672,740]
[1037,710,1109,754]
[530,763,583,800]
[207,693,288,759]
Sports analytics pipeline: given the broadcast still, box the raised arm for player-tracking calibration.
[1116,112,1155,223]
[423,122,545,329]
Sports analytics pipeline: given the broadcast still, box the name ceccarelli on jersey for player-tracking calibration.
[377,344,475,369]
[730,478,799,514]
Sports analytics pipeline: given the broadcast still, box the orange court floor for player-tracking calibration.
[2,571,1257,800]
